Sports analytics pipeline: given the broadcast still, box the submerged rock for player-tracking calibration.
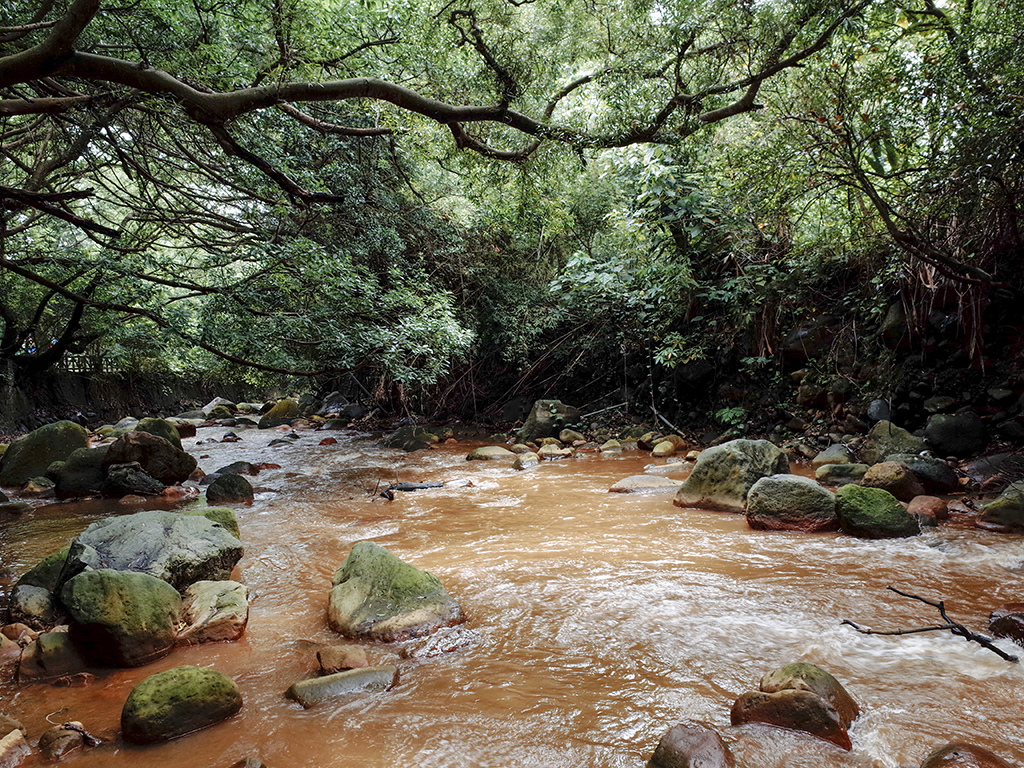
[920,742,1014,768]
[609,475,683,493]
[286,665,397,708]
[61,569,182,667]
[121,665,242,744]
[746,475,837,532]
[835,484,920,539]
[647,721,735,768]
[0,420,89,488]
[327,540,463,642]
[674,439,789,513]
[512,452,540,471]
[989,603,1024,647]
[466,446,515,461]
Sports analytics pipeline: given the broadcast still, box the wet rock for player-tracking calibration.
[811,444,853,467]
[600,439,621,452]
[976,482,1024,533]
[0,420,89,488]
[609,475,684,493]
[644,460,691,476]
[61,569,182,667]
[907,496,948,527]
[319,437,337,446]
[0,729,30,768]
[759,662,859,727]
[20,476,54,496]
[47,445,109,498]
[206,474,254,504]
[746,475,838,532]
[884,454,960,493]
[0,501,29,515]
[467,446,515,461]
[121,665,242,744]
[674,439,789,513]
[8,584,58,630]
[0,716,25,738]
[647,721,735,768]
[102,462,165,496]
[286,665,397,708]
[861,462,926,502]
[925,413,987,457]
[182,506,240,538]
[961,453,1024,493]
[919,742,1014,768]
[316,644,368,674]
[559,429,585,444]
[866,399,891,423]
[18,627,91,682]
[327,540,463,642]
[537,444,574,460]
[652,440,678,458]
[860,420,925,465]
[516,400,581,444]
[730,689,851,750]
[2,624,38,645]
[102,432,197,485]
[989,603,1024,647]
[512,452,540,471]
[134,417,183,450]
[203,397,238,416]
[399,626,483,659]
[835,484,920,539]
[178,580,248,645]
[382,425,439,452]
[39,723,85,759]
[257,400,301,429]
[0,634,20,666]
[815,463,869,485]
[59,509,243,591]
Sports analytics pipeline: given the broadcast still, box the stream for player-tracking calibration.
[2,425,1024,767]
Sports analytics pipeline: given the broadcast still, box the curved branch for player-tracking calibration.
[0,0,101,88]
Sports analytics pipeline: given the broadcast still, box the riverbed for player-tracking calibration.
[2,425,1023,767]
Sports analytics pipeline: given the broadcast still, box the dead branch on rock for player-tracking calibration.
[842,586,1018,662]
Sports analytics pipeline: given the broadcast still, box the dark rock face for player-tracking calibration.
[920,743,1014,768]
[47,445,109,498]
[516,400,581,444]
[884,454,960,492]
[0,420,90,487]
[925,413,988,457]
[61,569,182,667]
[102,432,197,485]
[102,462,165,496]
[731,689,851,750]
[989,603,1024,647]
[121,665,242,744]
[59,509,243,592]
[206,474,254,504]
[647,721,735,768]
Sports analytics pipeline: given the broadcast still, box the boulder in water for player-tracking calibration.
[512,452,540,471]
[0,420,89,487]
[759,662,859,727]
[206,474,254,504]
[134,417,183,450]
[467,446,515,461]
[989,603,1024,648]
[258,400,301,429]
[59,509,243,592]
[609,475,683,494]
[674,439,789,513]
[920,743,1014,768]
[976,482,1024,533]
[17,627,91,682]
[835,484,920,539]
[102,462,165,496]
[327,540,463,642]
[121,665,242,744]
[47,445,108,498]
[646,721,735,768]
[884,454,959,492]
[178,581,248,644]
[101,432,197,485]
[746,475,837,532]
[8,584,58,630]
[860,462,926,502]
[285,665,397,708]
[61,569,182,667]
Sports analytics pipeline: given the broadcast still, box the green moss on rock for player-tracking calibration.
[835,484,920,539]
[135,418,183,450]
[121,665,242,744]
[0,421,89,487]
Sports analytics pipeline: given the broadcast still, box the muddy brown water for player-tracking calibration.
[2,427,1024,767]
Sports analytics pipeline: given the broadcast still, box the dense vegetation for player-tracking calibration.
[1,0,1021,428]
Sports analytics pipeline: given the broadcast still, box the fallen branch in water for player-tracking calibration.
[842,586,1018,663]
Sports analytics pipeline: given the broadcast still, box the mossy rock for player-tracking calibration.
[61,569,182,667]
[258,400,301,429]
[183,507,240,538]
[328,540,463,642]
[121,665,242,744]
[134,418,183,450]
[17,544,72,591]
[977,482,1024,533]
[47,445,109,498]
[206,474,254,505]
[860,420,925,465]
[759,662,859,728]
[102,432,197,485]
[835,484,920,539]
[0,420,89,487]
[674,439,789,513]
[207,405,234,420]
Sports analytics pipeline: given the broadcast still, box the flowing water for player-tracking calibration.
[2,426,1024,767]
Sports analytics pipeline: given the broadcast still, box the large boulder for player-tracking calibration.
[58,509,243,592]
[0,420,89,487]
[327,540,463,642]
[860,462,926,502]
[646,721,735,768]
[835,484,920,539]
[46,445,109,498]
[925,413,987,458]
[759,662,859,727]
[258,400,301,429]
[920,743,1014,768]
[884,454,960,492]
[285,665,397,708]
[61,569,182,667]
[674,439,789,513]
[102,432,197,485]
[206,474,254,504]
[178,581,249,644]
[134,417,183,450]
[860,421,925,465]
[121,665,242,744]
[516,400,580,444]
[746,475,837,532]
[976,482,1024,533]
